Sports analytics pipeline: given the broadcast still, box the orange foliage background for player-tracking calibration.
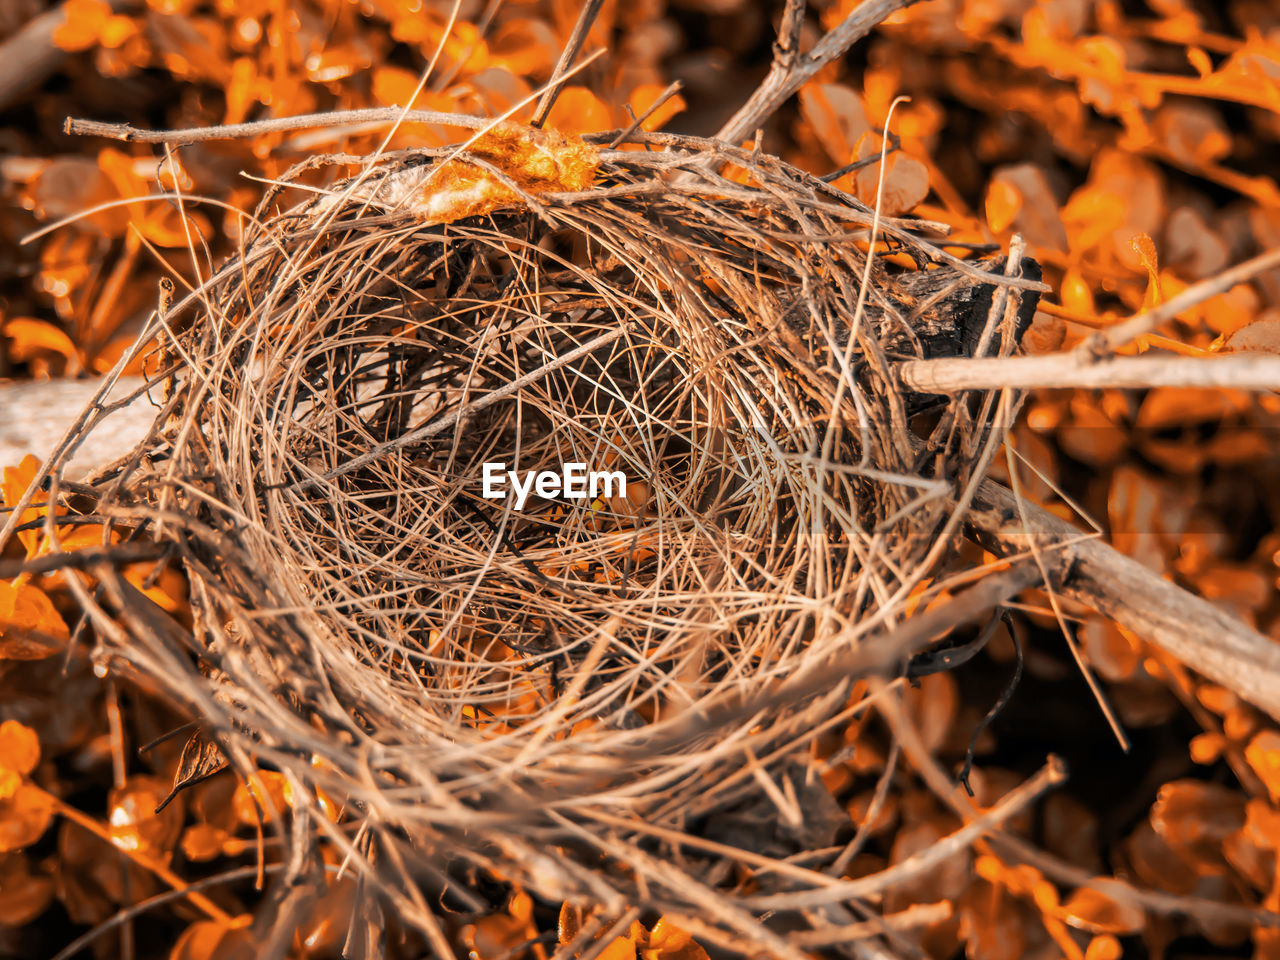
[1,0,1279,958]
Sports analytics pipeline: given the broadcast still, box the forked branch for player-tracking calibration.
[716,0,924,146]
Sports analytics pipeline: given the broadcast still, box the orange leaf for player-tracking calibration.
[489,17,559,78]
[180,823,232,862]
[799,82,869,166]
[0,581,70,661]
[1245,731,1280,804]
[109,776,184,857]
[985,179,1022,233]
[1084,934,1123,960]
[169,918,256,960]
[51,0,112,51]
[1058,879,1146,934]
[1,455,47,559]
[2,318,78,364]
[543,86,612,137]
[0,852,54,926]
[1129,232,1163,313]
[0,722,40,802]
[643,918,710,960]
[853,133,930,216]
[0,784,55,853]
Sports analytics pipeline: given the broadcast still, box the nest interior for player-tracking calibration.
[78,126,1039,940]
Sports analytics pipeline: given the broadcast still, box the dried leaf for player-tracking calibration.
[0,784,55,853]
[159,729,229,812]
[402,123,599,225]
[1244,731,1280,803]
[0,581,70,661]
[1059,878,1146,934]
[1223,314,1280,355]
[799,82,869,166]
[169,918,257,960]
[0,852,54,926]
[853,133,930,216]
[0,722,40,801]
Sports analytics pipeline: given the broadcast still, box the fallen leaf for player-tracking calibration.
[853,133,930,215]
[0,722,40,801]
[0,581,70,661]
[1059,878,1146,934]
[1244,731,1280,804]
[799,82,870,166]
[0,784,55,853]
[0,852,54,926]
[170,918,257,960]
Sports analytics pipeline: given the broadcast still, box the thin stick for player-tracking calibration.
[282,324,629,490]
[716,0,924,145]
[898,350,1280,393]
[531,0,607,128]
[608,80,685,147]
[1087,245,1280,352]
[791,902,953,948]
[967,477,1280,721]
[748,756,1067,910]
[64,108,490,144]
[635,557,1053,757]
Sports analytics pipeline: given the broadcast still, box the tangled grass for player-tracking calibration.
[62,123,1042,951]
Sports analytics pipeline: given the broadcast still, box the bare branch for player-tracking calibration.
[531,0,607,128]
[897,350,1280,393]
[967,478,1280,722]
[1086,245,1280,353]
[716,0,923,146]
[65,109,490,144]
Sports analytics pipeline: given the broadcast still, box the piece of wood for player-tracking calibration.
[967,477,1280,722]
[897,350,1280,393]
[0,376,154,477]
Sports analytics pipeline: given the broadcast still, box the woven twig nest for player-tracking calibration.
[79,124,1039,947]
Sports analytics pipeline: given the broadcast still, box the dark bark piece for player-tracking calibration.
[888,255,1044,360]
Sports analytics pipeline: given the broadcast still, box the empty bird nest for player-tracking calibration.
[54,120,1047,951]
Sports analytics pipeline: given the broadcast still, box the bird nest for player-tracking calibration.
[71,123,1040,947]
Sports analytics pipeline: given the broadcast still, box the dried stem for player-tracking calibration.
[1086,245,1280,352]
[716,0,924,145]
[897,350,1280,392]
[967,477,1280,721]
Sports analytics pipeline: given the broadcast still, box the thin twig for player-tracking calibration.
[608,81,685,147]
[967,477,1280,721]
[531,0,607,128]
[716,0,924,145]
[749,757,1067,910]
[898,350,1280,393]
[1086,245,1280,352]
[64,109,490,144]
